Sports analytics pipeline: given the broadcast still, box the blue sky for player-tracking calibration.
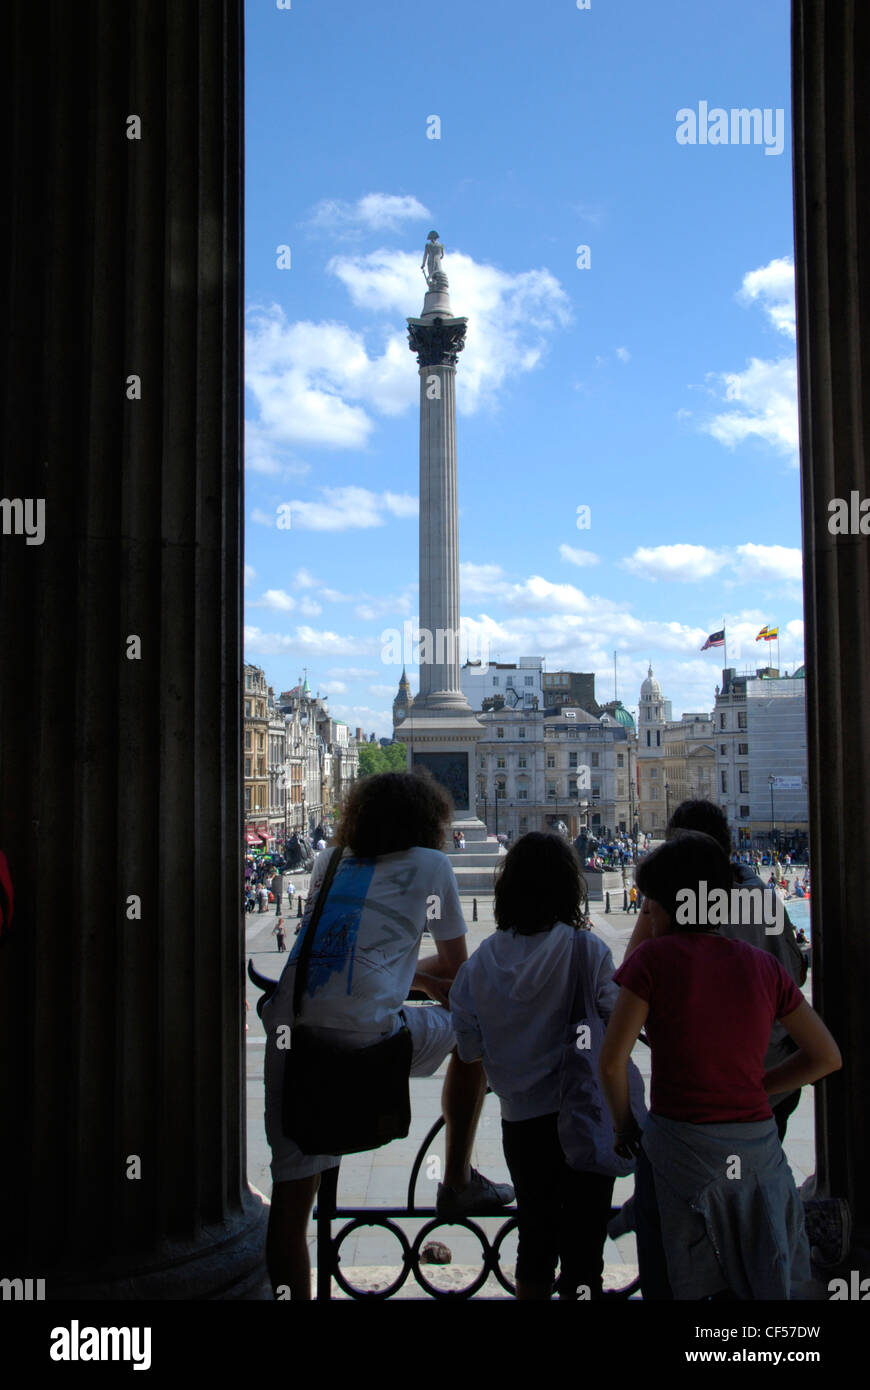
[244,0,799,737]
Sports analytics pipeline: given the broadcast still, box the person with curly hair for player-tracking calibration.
[262,769,513,1299]
[449,832,625,1300]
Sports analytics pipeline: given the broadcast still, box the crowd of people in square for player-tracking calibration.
[259,769,839,1301]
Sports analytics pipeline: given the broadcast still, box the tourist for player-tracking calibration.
[262,769,513,1300]
[450,833,630,1300]
[628,883,638,914]
[628,801,808,1140]
[273,918,286,953]
[600,831,841,1299]
[271,869,284,915]
[257,882,269,913]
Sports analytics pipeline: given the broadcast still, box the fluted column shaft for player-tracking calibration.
[792,0,870,1256]
[0,0,266,1295]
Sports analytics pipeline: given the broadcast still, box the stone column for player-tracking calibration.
[407,313,470,710]
[792,0,870,1260]
[0,0,267,1295]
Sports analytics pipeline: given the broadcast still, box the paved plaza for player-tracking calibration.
[244,872,819,1299]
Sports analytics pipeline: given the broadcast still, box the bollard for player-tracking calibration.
[623,889,628,911]
[472,898,478,921]
[605,891,610,913]
[297,897,303,918]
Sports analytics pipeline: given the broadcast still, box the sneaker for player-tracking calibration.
[436,1167,514,1219]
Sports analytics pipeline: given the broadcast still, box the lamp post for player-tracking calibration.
[665,781,671,825]
[482,793,488,833]
[768,773,776,849]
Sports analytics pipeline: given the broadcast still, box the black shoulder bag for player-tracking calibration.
[281,847,413,1155]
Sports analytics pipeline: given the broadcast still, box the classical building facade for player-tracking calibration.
[714,667,808,850]
[243,664,270,844]
[472,705,635,842]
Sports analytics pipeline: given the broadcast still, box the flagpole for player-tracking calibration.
[723,619,728,672]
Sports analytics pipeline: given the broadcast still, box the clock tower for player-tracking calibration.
[392,666,413,733]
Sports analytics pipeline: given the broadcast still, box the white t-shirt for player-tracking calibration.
[265,846,466,1036]
[449,923,618,1122]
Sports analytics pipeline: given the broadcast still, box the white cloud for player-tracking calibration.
[368,683,398,697]
[299,597,323,616]
[622,545,731,583]
[244,564,256,587]
[734,543,802,585]
[738,257,796,339]
[459,562,511,596]
[286,485,418,532]
[327,666,378,679]
[308,193,431,232]
[621,542,802,588]
[704,356,798,461]
[323,679,348,694]
[327,249,572,414]
[250,589,296,611]
[559,544,600,569]
[250,507,274,527]
[244,625,375,658]
[615,346,631,363]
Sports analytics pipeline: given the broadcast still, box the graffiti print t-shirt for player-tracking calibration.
[269,846,467,1036]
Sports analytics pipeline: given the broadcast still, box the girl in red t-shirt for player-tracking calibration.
[600,831,840,1299]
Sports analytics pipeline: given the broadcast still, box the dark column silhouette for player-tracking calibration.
[793,0,870,1262]
[0,1,267,1295]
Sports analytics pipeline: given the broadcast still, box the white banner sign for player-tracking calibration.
[772,776,803,791]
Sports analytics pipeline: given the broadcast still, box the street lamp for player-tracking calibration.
[768,773,776,849]
[665,781,671,825]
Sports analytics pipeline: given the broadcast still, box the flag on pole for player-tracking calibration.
[756,625,770,641]
[763,627,778,640]
[701,630,725,651]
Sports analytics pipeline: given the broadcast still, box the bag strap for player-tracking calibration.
[567,926,594,1031]
[292,846,344,1020]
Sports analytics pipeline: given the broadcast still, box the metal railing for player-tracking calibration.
[248,960,641,1302]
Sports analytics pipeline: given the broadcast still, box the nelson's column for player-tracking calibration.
[397,233,486,835]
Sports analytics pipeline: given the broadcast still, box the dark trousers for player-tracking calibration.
[771,1089,801,1141]
[634,1145,674,1299]
[501,1112,614,1297]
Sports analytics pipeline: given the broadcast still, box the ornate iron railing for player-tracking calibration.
[248,959,641,1301]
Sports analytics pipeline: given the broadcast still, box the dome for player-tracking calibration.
[611,703,636,732]
[640,664,662,700]
[791,665,806,679]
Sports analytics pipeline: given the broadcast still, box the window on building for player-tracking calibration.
[244,788,251,810]
[651,767,658,780]
[519,816,528,831]
[492,677,499,687]
[245,731,252,749]
[617,753,624,768]
[569,780,577,797]
[258,758,265,776]
[738,712,747,730]
[721,771,728,793]
[739,804,750,818]
[244,758,251,777]
[617,779,625,796]
[518,727,526,738]
[497,727,504,739]
[497,756,506,769]
[547,783,557,801]
[738,743,749,755]
[517,789,528,801]
[496,780,506,800]
[518,755,527,769]
[524,676,534,686]
[590,752,599,767]
[569,752,578,768]
[244,701,251,717]
[646,731,651,747]
[720,714,727,729]
[720,744,727,756]
[245,673,252,689]
[739,770,749,793]
[547,754,556,769]
[480,756,486,769]
[656,731,661,746]
[506,676,513,686]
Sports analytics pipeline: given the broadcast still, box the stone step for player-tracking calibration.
[449,865,501,891]
[445,850,504,868]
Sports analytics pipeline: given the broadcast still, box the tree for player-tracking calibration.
[356,740,409,779]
